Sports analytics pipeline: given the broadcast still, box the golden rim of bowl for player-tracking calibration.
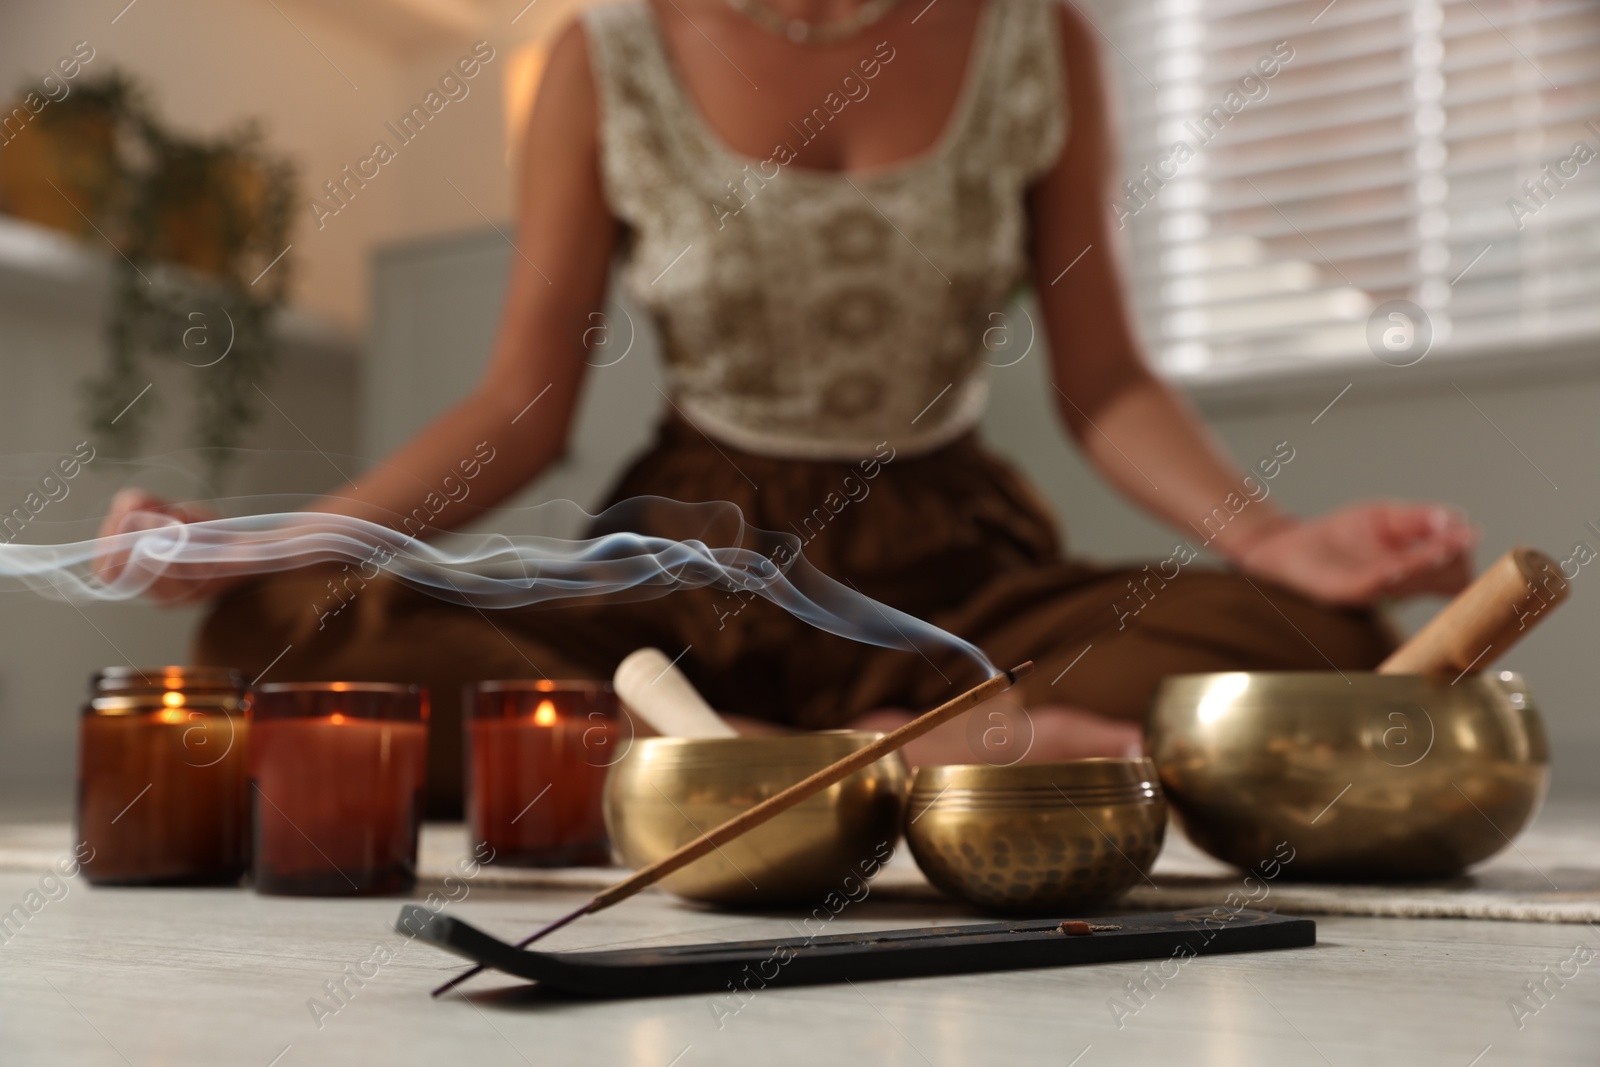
[1153,669,1530,700]
[910,784,1160,801]
[624,729,888,767]
[909,757,1158,795]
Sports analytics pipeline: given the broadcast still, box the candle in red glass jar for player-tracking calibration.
[77,667,251,885]
[250,683,428,896]
[466,680,626,867]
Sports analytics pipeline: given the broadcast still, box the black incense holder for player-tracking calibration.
[400,906,1315,998]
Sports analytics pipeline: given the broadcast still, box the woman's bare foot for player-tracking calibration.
[848,699,1143,768]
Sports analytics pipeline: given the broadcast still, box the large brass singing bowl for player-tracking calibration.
[904,759,1167,915]
[1147,671,1550,880]
[603,731,906,906]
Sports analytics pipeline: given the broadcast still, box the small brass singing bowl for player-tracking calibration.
[1147,671,1550,880]
[603,731,907,907]
[903,760,1167,915]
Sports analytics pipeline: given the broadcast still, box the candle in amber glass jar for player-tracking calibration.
[77,667,251,885]
[250,683,427,896]
[467,680,625,867]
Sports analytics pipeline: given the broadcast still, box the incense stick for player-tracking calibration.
[430,661,1032,997]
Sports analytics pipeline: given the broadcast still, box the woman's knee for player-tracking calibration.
[1147,569,1397,670]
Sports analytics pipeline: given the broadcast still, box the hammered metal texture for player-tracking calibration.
[905,759,1166,915]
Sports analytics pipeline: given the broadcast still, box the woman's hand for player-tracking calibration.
[95,489,239,605]
[1232,501,1476,607]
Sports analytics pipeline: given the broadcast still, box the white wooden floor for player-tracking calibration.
[3,847,1599,1066]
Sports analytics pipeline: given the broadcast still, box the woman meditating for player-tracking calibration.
[101,0,1474,814]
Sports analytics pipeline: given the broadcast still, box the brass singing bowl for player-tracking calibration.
[603,731,907,906]
[1147,671,1550,880]
[904,759,1167,915]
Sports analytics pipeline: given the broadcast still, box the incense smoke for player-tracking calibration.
[0,496,997,676]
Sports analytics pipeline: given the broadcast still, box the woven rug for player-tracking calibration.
[428,798,1600,923]
[7,801,1595,923]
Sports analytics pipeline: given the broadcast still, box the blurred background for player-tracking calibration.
[0,0,1596,812]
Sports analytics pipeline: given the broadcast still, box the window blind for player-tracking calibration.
[1107,0,1600,381]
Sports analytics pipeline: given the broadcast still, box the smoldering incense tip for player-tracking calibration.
[1006,661,1034,684]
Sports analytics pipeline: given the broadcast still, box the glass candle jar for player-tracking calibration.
[77,666,251,886]
[250,683,428,896]
[466,680,625,867]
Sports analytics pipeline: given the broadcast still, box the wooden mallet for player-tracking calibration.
[1377,546,1569,676]
[430,660,1034,996]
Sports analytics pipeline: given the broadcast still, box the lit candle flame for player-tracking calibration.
[533,700,557,727]
[157,690,186,723]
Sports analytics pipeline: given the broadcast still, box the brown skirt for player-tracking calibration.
[195,419,1395,815]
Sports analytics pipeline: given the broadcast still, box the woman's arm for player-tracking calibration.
[1028,3,1473,606]
[312,21,615,531]
[99,22,616,602]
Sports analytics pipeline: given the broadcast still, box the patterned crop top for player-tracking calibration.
[583,0,1066,459]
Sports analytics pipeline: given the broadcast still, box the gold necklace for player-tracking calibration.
[724,0,900,44]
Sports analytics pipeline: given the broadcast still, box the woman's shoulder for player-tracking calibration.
[536,16,599,124]
[534,0,663,125]
[567,0,671,107]
[510,12,608,171]
[541,0,651,82]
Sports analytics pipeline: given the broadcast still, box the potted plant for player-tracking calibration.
[0,71,297,486]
